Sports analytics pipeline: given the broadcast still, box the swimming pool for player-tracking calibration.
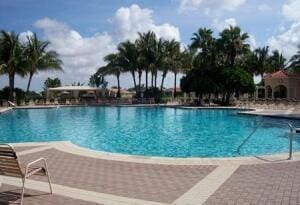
[0,107,300,157]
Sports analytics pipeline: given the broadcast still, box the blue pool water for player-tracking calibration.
[0,107,300,157]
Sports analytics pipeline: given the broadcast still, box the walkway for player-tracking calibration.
[0,142,300,204]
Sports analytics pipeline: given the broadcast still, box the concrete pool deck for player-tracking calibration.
[1,141,300,205]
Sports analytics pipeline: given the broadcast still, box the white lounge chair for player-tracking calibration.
[7,101,16,107]
[0,144,52,204]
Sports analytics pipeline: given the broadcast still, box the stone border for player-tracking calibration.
[9,141,300,166]
[0,107,13,114]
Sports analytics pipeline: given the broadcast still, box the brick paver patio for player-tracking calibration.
[18,148,216,203]
[204,161,300,205]
[12,146,44,152]
[0,184,99,205]
[1,144,300,204]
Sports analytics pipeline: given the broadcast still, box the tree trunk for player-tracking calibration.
[173,72,177,98]
[145,68,148,90]
[225,92,231,105]
[160,71,167,91]
[151,72,154,87]
[131,71,137,93]
[138,70,142,98]
[8,71,15,101]
[154,72,157,88]
[26,72,34,93]
[117,75,121,98]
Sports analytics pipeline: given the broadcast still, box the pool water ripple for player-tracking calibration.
[0,106,300,157]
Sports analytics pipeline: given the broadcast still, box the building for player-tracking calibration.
[107,88,135,98]
[256,70,300,100]
[47,86,102,100]
[164,88,183,97]
[47,86,135,100]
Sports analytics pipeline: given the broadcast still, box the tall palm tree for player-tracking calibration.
[117,41,138,93]
[24,33,62,92]
[153,38,165,89]
[218,26,249,67]
[164,40,181,97]
[190,28,216,65]
[136,31,156,90]
[254,46,270,79]
[289,45,300,71]
[0,30,26,100]
[160,40,179,91]
[101,53,123,98]
[268,50,286,72]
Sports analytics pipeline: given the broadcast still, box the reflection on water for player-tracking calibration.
[0,107,299,157]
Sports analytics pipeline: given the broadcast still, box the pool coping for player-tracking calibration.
[0,107,13,114]
[9,141,300,166]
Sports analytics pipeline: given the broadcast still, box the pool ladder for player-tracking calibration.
[237,121,298,160]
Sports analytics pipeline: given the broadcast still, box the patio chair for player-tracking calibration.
[0,144,52,205]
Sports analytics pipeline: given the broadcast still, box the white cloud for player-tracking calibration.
[33,18,116,85]
[2,5,181,90]
[19,30,34,44]
[112,4,180,42]
[179,0,246,14]
[267,22,300,59]
[282,0,300,21]
[213,18,237,31]
[247,34,257,50]
[258,4,272,12]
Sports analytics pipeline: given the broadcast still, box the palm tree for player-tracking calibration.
[190,28,216,64]
[289,45,300,70]
[254,46,270,79]
[0,30,26,100]
[117,41,138,93]
[218,26,249,67]
[24,33,62,92]
[165,40,181,97]
[101,53,123,98]
[268,50,286,72]
[160,40,179,91]
[136,31,157,90]
[43,77,61,90]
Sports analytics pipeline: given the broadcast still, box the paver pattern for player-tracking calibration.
[13,146,44,152]
[0,184,99,205]
[18,148,216,203]
[205,161,300,205]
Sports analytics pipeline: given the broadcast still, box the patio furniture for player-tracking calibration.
[0,144,52,205]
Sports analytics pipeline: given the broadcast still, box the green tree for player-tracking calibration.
[190,28,216,66]
[289,45,300,71]
[160,39,182,97]
[89,73,107,88]
[268,50,286,72]
[24,33,62,92]
[0,30,26,100]
[253,46,270,79]
[218,26,249,67]
[160,39,176,90]
[221,66,255,104]
[136,31,156,90]
[117,41,138,92]
[43,77,61,90]
[101,53,123,98]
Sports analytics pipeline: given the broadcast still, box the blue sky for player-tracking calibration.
[1,0,300,91]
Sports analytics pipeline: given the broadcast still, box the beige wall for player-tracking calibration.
[264,77,300,100]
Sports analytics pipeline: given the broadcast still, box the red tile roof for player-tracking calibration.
[264,70,300,79]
